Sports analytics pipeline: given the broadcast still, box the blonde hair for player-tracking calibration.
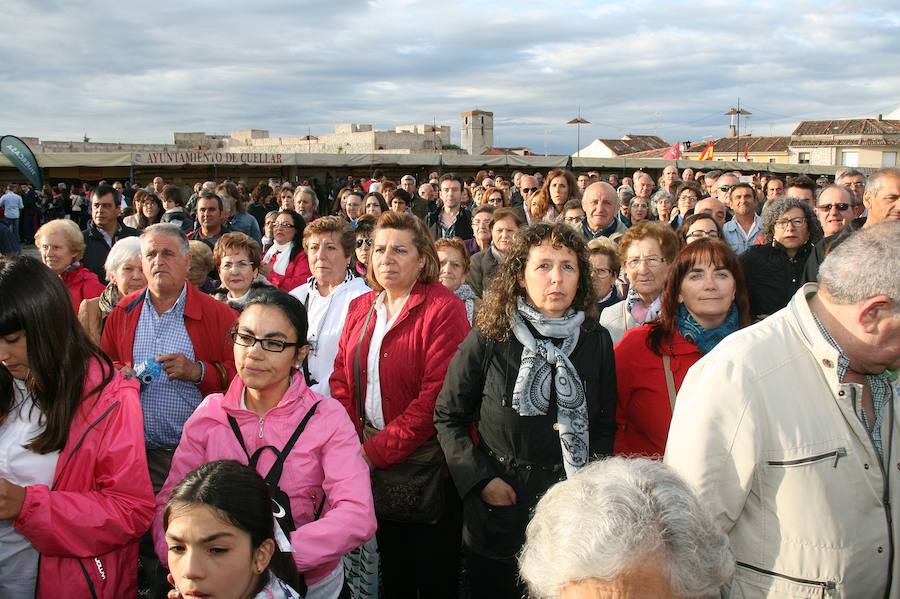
[35,219,85,260]
[366,212,440,292]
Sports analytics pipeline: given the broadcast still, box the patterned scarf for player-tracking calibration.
[98,281,122,315]
[625,286,662,325]
[454,283,477,325]
[510,297,588,478]
[676,304,739,355]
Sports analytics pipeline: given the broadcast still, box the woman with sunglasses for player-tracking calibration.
[263,210,312,292]
[153,289,376,599]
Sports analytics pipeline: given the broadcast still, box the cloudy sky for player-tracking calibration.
[3,0,899,154]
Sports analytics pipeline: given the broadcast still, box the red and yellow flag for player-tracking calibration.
[698,142,715,161]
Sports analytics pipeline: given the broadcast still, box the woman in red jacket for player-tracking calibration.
[35,218,105,312]
[263,209,312,292]
[330,211,470,599]
[613,240,751,457]
[0,256,154,598]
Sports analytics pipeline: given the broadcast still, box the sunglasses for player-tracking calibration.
[817,203,852,212]
[356,238,373,248]
[719,185,735,192]
[520,187,539,194]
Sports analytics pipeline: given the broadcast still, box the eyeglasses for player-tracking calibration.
[520,187,539,194]
[356,238,373,248]
[817,203,852,212]
[591,267,613,278]
[679,194,698,202]
[685,230,720,240]
[625,256,666,270]
[774,217,807,229]
[231,331,302,353]
[472,219,492,227]
[564,216,585,224]
[273,222,295,229]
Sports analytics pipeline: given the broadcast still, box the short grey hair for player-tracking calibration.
[818,222,900,310]
[761,196,823,244]
[836,169,866,185]
[519,458,733,599]
[141,223,189,256]
[864,167,900,199]
[293,185,319,211]
[104,236,143,280]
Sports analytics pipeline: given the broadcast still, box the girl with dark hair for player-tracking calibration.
[153,289,375,599]
[163,460,302,599]
[135,193,164,230]
[531,169,580,223]
[434,223,617,599]
[0,256,154,598]
[613,239,751,457]
[263,210,312,292]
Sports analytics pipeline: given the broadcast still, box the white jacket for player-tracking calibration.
[665,284,900,599]
[599,299,638,345]
[290,276,370,397]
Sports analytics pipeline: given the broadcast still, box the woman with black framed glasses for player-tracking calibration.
[740,197,823,321]
[152,289,376,599]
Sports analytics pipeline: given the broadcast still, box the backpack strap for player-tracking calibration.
[227,415,251,461]
[264,401,320,486]
[661,354,677,411]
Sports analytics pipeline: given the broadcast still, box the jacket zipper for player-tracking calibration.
[766,447,847,467]
[736,561,835,595]
[51,401,119,490]
[258,416,265,439]
[850,386,894,599]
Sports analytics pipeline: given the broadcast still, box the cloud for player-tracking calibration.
[1,0,898,153]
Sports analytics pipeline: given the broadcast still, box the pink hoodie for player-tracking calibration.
[153,372,376,586]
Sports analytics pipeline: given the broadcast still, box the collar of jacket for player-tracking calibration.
[770,240,813,261]
[123,283,204,321]
[787,283,843,390]
[221,370,313,418]
[87,218,126,240]
[362,281,429,324]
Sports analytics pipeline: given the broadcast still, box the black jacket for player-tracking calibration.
[465,248,501,297]
[426,207,473,240]
[802,217,865,284]
[81,220,139,283]
[434,324,616,559]
[740,241,814,320]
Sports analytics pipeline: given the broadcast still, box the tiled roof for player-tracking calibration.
[600,135,670,156]
[481,146,533,155]
[684,136,790,154]
[792,119,900,136]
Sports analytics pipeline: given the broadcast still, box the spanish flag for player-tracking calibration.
[698,142,715,161]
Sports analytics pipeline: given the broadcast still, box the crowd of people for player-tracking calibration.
[0,163,898,599]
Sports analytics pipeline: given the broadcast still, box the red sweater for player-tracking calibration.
[100,284,238,397]
[329,282,470,469]
[61,265,105,313]
[613,326,701,458]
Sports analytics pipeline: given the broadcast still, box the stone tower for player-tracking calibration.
[461,109,494,155]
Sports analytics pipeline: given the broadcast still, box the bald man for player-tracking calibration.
[581,182,627,242]
[694,197,727,227]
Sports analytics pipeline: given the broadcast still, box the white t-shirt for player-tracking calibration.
[0,379,60,598]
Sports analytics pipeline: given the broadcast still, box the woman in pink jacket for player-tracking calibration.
[0,256,154,599]
[154,288,376,599]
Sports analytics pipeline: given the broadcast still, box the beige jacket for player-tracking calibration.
[599,299,638,345]
[665,284,899,598]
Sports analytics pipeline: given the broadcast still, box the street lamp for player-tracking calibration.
[567,109,590,157]
[725,100,752,161]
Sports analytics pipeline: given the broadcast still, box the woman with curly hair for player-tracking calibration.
[530,169,580,223]
[434,222,617,599]
[739,197,823,320]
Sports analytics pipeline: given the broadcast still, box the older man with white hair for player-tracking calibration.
[581,182,627,242]
[666,222,900,598]
[519,457,733,599]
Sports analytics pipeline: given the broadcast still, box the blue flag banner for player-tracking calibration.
[1,135,43,189]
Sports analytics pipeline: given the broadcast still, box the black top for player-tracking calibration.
[426,206,473,240]
[434,323,617,558]
[740,241,814,320]
[81,220,139,283]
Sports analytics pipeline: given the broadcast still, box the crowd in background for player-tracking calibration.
[0,163,898,599]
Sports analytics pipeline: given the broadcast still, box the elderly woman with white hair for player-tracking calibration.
[77,236,147,344]
[519,457,733,599]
